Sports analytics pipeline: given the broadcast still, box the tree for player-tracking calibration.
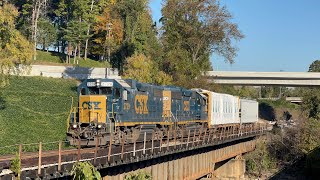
[82,0,107,60]
[123,53,172,85]
[302,89,320,119]
[0,3,33,87]
[112,0,162,70]
[37,18,57,51]
[161,0,243,84]
[18,0,48,60]
[299,118,320,153]
[92,4,124,61]
[308,60,320,72]
[71,0,101,60]
[63,20,90,64]
[52,0,72,53]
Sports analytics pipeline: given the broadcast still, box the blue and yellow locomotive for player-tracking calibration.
[67,78,208,146]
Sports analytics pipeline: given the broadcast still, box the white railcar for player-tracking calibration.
[209,92,240,126]
[240,99,259,124]
[194,89,258,127]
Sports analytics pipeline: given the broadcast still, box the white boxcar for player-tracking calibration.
[240,99,258,124]
[209,92,240,125]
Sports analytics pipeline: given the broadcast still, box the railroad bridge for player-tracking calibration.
[0,124,268,180]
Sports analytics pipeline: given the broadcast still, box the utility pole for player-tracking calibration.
[106,23,112,62]
[279,70,284,98]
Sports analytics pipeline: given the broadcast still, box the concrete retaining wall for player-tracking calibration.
[16,65,121,79]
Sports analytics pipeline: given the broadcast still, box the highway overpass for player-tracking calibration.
[206,71,320,86]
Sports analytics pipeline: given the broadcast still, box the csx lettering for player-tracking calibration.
[82,101,102,110]
[135,95,148,114]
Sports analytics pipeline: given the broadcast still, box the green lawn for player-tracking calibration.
[0,76,79,154]
[34,50,111,68]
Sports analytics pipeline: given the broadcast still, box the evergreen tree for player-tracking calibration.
[63,20,90,64]
[37,18,57,51]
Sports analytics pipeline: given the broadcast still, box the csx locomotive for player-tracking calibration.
[67,78,258,146]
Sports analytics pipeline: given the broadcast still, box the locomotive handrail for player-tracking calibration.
[170,111,178,129]
[66,97,75,130]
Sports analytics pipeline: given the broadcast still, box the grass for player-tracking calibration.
[0,76,79,154]
[33,50,111,68]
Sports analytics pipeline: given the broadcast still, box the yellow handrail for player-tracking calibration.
[66,97,74,131]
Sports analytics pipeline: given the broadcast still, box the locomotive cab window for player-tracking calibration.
[88,88,99,95]
[101,87,112,95]
[114,88,121,99]
[80,88,86,95]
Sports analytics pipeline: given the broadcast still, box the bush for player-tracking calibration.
[71,161,101,180]
[245,139,276,177]
[125,171,152,180]
[10,154,21,179]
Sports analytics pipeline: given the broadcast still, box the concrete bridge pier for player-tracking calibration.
[209,155,246,180]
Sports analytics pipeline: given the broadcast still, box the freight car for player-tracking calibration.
[66,78,258,146]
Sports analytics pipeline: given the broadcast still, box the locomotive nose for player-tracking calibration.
[79,95,107,125]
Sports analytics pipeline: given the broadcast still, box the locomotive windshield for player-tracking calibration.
[101,87,112,95]
[88,87,99,95]
[87,87,113,95]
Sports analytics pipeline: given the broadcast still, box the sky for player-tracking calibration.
[149,0,320,72]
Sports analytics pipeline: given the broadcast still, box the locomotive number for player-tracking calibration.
[82,101,102,110]
[124,103,131,110]
[135,95,149,114]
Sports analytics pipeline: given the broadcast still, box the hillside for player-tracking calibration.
[258,99,302,121]
[0,76,78,154]
[33,50,111,68]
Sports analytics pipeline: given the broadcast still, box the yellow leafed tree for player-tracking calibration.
[123,53,172,85]
[0,3,33,87]
[92,5,123,56]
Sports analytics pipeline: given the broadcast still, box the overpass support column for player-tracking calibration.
[212,155,245,180]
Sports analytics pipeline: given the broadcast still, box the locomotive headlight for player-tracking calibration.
[72,124,77,129]
[97,124,102,129]
[96,79,101,87]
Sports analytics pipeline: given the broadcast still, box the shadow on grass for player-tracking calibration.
[70,86,78,92]
[48,51,65,63]
[0,96,6,110]
[37,49,66,63]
